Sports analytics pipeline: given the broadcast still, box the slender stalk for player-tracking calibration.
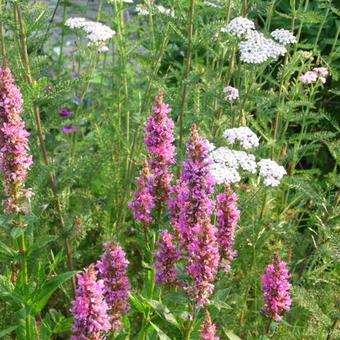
[326,318,338,340]
[183,306,197,340]
[178,0,196,153]
[57,0,67,76]
[13,3,76,294]
[265,317,273,336]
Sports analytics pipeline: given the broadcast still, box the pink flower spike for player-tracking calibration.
[200,309,219,340]
[261,253,292,322]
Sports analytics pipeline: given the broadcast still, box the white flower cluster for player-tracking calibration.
[223,127,259,149]
[209,146,257,184]
[300,67,328,84]
[209,127,286,187]
[271,29,297,45]
[221,17,255,37]
[204,0,224,8]
[136,4,174,17]
[223,86,239,101]
[239,31,287,64]
[107,0,133,3]
[258,159,287,187]
[65,17,115,51]
[221,17,297,64]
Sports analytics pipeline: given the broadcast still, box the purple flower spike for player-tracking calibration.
[128,159,155,225]
[216,185,240,272]
[261,253,292,321]
[200,309,219,340]
[176,125,219,306]
[154,230,181,287]
[144,92,175,207]
[96,242,130,331]
[70,265,111,340]
[0,67,33,215]
[58,108,73,117]
[62,125,80,134]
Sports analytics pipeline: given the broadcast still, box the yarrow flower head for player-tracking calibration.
[258,159,286,187]
[96,242,130,331]
[65,17,115,51]
[136,4,149,15]
[239,31,287,64]
[70,265,111,339]
[223,86,239,101]
[144,92,175,207]
[154,231,181,286]
[0,67,33,214]
[204,0,224,8]
[221,16,255,37]
[223,127,259,149]
[271,29,297,45]
[216,185,240,272]
[128,159,155,225]
[261,253,292,321]
[156,5,175,17]
[200,309,219,340]
[300,67,328,84]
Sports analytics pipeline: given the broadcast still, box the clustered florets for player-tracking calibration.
[223,127,259,149]
[200,309,220,340]
[300,67,328,84]
[65,17,115,51]
[0,67,33,215]
[223,86,239,101]
[271,29,297,45]
[261,253,292,321]
[221,17,255,37]
[258,159,287,187]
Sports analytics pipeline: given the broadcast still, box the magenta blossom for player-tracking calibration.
[58,108,73,117]
[176,125,219,306]
[128,160,155,225]
[96,242,130,330]
[0,67,33,214]
[70,265,111,340]
[200,309,219,340]
[144,92,175,207]
[62,125,80,134]
[154,230,181,287]
[261,253,292,321]
[216,185,240,272]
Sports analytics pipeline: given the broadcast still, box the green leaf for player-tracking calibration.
[31,271,78,315]
[0,325,18,338]
[149,321,172,340]
[223,330,242,340]
[129,294,148,313]
[144,299,180,329]
[0,240,18,261]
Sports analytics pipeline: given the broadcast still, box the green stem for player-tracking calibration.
[265,317,273,336]
[57,0,67,76]
[13,2,76,294]
[178,0,196,153]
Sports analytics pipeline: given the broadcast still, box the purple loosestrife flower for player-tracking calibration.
[154,230,181,286]
[58,108,73,117]
[200,309,219,340]
[62,125,80,134]
[0,67,33,215]
[216,185,240,272]
[144,92,175,207]
[261,253,292,321]
[70,265,111,340]
[96,242,130,330]
[128,159,155,225]
[178,125,219,305]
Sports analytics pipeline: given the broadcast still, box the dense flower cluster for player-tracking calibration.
[136,4,149,15]
[258,159,287,187]
[200,309,219,340]
[0,67,33,214]
[271,29,297,45]
[96,242,130,330]
[204,0,224,8]
[221,16,255,37]
[128,160,155,225]
[261,254,292,321]
[175,125,219,305]
[65,17,115,50]
[70,265,111,339]
[223,127,259,149]
[300,67,328,84]
[145,92,175,207]
[223,86,239,101]
[239,31,287,64]
[154,231,181,286]
[216,186,240,272]
[135,4,174,16]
